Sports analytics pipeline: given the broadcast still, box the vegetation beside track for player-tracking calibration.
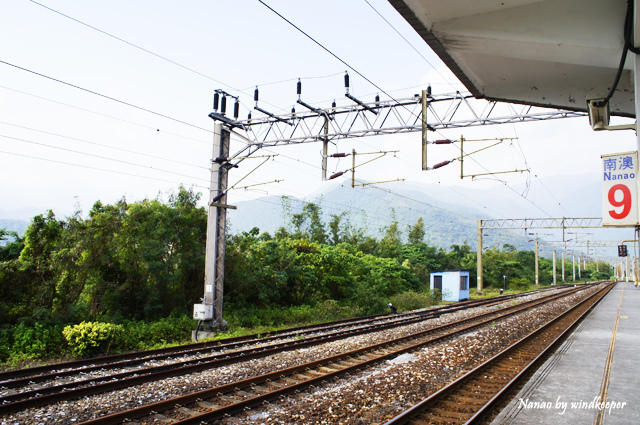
[0,187,612,368]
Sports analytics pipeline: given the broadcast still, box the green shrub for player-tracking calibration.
[11,322,65,360]
[509,277,530,291]
[389,290,438,312]
[62,321,123,357]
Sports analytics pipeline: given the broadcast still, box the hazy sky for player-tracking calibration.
[1,0,637,261]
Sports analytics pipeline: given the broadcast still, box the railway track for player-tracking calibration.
[64,285,590,425]
[0,287,564,416]
[383,282,614,425]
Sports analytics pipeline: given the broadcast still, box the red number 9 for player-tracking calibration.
[608,184,632,219]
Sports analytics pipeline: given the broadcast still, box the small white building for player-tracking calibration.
[430,270,470,302]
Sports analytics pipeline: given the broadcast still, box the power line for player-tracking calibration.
[0,134,209,183]
[28,0,237,92]
[0,60,212,133]
[0,121,209,171]
[0,149,208,189]
[362,0,459,92]
[0,85,210,145]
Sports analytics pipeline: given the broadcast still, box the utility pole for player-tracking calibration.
[421,88,428,170]
[535,236,539,285]
[572,252,576,282]
[553,250,557,285]
[562,251,565,282]
[477,219,483,293]
[193,122,231,339]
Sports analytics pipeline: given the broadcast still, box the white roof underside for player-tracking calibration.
[389,0,634,117]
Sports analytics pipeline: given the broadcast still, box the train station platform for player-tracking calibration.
[492,281,640,425]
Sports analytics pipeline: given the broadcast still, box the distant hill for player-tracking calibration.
[0,219,29,245]
[226,171,624,254]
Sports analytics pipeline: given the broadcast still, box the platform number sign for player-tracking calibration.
[602,151,639,227]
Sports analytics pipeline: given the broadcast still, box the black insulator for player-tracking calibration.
[214,156,228,164]
[248,112,252,120]
[344,72,350,89]
[212,192,225,203]
[233,100,239,119]
[375,94,380,103]
[297,79,302,96]
[221,96,227,115]
[332,100,336,108]
[213,92,219,111]
[332,153,347,158]
[330,171,344,180]
[254,87,259,102]
[433,160,451,169]
[434,139,452,144]
[427,85,432,96]
[291,106,296,115]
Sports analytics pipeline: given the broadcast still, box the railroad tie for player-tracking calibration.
[176,406,202,417]
[196,400,222,410]
[152,413,177,423]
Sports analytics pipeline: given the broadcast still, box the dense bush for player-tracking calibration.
[389,290,438,312]
[62,321,123,357]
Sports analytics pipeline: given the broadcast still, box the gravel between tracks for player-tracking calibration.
[1,286,590,425]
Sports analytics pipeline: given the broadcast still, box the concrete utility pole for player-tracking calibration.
[562,251,565,282]
[194,123,231,339]
[553,250,557,285]
[535,237,539,285]
[477,220,483,292]
[572,253,576,282]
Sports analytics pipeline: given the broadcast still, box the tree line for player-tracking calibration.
[0,187,612,328]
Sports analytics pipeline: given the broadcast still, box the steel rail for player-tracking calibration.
[0,291,536,414]
[75,286,588,425]
[0,288,552,390]
[0,288,548,385]
[382,282,615,425]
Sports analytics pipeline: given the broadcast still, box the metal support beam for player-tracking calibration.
[421,89,428,170]
[322,116,329,180]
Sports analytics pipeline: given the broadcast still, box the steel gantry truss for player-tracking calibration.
[477,218,613,292]
[200,87,588,332]
[220,90,587,170]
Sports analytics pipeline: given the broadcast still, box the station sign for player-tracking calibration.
[602,151,639,227]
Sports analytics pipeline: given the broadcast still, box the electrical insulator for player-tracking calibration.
[427,85,432,96]
[332,100,336,108]
[213,92,219,112]
[434,139,452,144]
[212,192,225,203]
[233,100,239,119]
[254,87,259,103]
[297,79,302,96]
[375,94,380,107]
[433,160,451,169]
[344,72,350,90]
[291,106,296,117]
[332,153,347,158]
[248,112,252,120]
[221,96,227,115]
[329,171,344,180]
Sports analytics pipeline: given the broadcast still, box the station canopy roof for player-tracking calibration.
[389,0,634,117]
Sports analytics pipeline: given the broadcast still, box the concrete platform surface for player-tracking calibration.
[492,282,640,425]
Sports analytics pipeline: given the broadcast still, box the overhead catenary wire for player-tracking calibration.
[0,149,207,189]
[0,121,209,171]
[0,85,210,146]
[0,60,213,134]
[0,134,209,183]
